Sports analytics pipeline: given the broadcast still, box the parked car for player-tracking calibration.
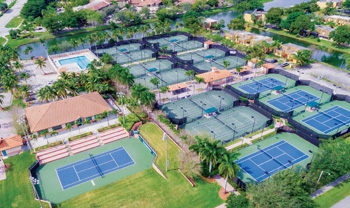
[281,62,289,67]
[47,80,54,85]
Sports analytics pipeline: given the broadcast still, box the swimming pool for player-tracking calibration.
[58,56,90,69]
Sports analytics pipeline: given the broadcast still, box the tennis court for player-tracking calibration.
[267,90,319,112]
[147,35,203,52]
[35,137,154,203]
[134,68,188,89]
[231,74,296,97]
[302,106,350,134]
[147,35,189,46]
[113,50,154,64]
[160,90,238,121]
[237,140,309,182]
[128,59,174,78]
[182,106,269,141]
[195,55,246,72]
[178,49,226,64]
[56,147,135,190]
[95,43,142,55]
[236,133,318,184]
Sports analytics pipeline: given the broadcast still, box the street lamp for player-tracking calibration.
[251,116,256,133]
[314,171,331,191]
[29,176,43,208]
[17,118,32,154]
[117,92,125,124]
[219,96,225,111]
[211,131,215,139]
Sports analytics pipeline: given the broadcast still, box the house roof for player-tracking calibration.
[235,66,252,73]
[204,40,216,45]
[169,82,187,92]
[262,63,276,69]
[196,69,232,83]
[25,92,112,133]
[131,0,161,6]
[0,135,23,151]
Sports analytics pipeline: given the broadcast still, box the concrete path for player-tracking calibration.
[213,174,240,196]
[310,174,350,199]
[215,203,226,208]
[0,0,27,37]
[0,158,6,181]
[332,195,350,208]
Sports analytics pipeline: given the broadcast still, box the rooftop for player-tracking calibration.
[25,92,112,133]
[326,15,350,20]
[315,25,335,31]
[282,43,310,51]
[0,135,23,151]
[196,69,232,83]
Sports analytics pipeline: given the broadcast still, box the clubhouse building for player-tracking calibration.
[24,92,112,135]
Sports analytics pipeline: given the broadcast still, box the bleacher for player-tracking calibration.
[69,135,100,154]
[36,145,69,165]
[99,126,129,144]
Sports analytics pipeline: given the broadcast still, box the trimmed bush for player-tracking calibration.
[68,132,93,142]
[231,143,249,152]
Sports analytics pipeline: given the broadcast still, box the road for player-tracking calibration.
[332,195,350,208]
[0,0,27,37]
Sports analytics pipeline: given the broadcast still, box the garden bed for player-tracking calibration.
[97,124,121,133]
[68,132,93,142]
[35,141,63,152]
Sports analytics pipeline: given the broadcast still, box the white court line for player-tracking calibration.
[55,169,64,191]
[110,153,119,167]
[73,166,81,181]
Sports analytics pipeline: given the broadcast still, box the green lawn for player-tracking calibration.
[314,178,350,208]
[5,16,23,28]
[0,37,5,46]
[58,123,223,208]
[0,151,50,208]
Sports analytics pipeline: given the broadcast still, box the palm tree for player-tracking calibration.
[39,38,45,46]
[193,76,205,95]
[150,77,160,89]
[69,39,79,49]
[222,60,231,69]
[131,83,147,103]
[101,110,110,126]
[77,37,87,49]
[13,60,24,72]
[140,91,155,108]
[0,73,18,95]
[185,70,194,80]
[0,93,4,109]
[19,84,32,100]
[189,136,209,154]
[35,58,46,74]
[19,72,30,84]
[201,140,226,178]
[75,120,82,134]
[236,66,243,80]
[218,152,241,194]
[110,109,119,124]
[65,123,73,135]
[159,85,170,103]
[82,119,91,126]
[24,46,33,55]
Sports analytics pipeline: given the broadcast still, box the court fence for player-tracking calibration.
[226,84,259,100]
[28,161,52,208]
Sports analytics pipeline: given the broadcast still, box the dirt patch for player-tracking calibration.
[200,175,216,183]
[219,187,231,200]
[5,164,11,171]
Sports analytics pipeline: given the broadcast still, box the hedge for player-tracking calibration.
[261,130,277,140]
[158,115,181,135]
[98,123,121,133]
[68,132,93,142]
[223,139,242,148]
[35,140,63,152]
[231,143,249,152]
[118,113,140,131]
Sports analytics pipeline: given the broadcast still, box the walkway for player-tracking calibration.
[310,174,350,199]
[0,0,27,37]
[213,174,240,195]
[0,158,6,181]
[332,195,350,208]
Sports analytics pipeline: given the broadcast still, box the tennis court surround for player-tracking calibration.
[95,43,143,55]
[182,106,269,141]
[128,59,174,78]
[292,100,350,136]
[56,147,135,190]
[113,50,154,64]
[147,35,203,52]
[235,133,318,184]
[35,137,154,204]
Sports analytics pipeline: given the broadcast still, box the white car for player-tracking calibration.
[47,80,54,85]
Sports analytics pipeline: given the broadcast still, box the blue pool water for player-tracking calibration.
[58,56,90,69]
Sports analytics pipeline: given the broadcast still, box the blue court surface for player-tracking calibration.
[56,147,135,190]
[236,140,309,182]
[58,56,91,69]
[238,78,285,94]
[302,106,350,134]
[267,90,319,112]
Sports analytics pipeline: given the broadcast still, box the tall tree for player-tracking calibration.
[218,151,240,193]
[35,58,46,74]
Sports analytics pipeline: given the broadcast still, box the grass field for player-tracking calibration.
[314,178,350,208]
[5,16,23,28]
[58,123,223,207]
[0,37,5,46]
[0,151,50,208]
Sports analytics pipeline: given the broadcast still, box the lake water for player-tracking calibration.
[17,0,347,69]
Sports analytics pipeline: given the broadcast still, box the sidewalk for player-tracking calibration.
[213,174,240,196]
[310,174,350,199]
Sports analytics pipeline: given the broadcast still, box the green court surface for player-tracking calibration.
[178,48,226,64]
[236,133,318,184]
[95,43,142,55]
[148,35,189,46]
[35,137,154,204]
[113,50,154,64]
[147,35,202,52]
[258,85,332,114]
[292,100,350,137]
[231,74,296,97]
[134,68,188,89]
[182,106,270,142]
[128,59,174,78]
[160,90,238,122]
[194,55,246,72]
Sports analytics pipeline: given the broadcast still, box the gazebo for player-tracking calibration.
[203,107,218,118]
[306,101,319,111]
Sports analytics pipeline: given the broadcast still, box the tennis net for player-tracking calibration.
[214,116,236,132]
[89,153,104,177]
[258,148,288,169]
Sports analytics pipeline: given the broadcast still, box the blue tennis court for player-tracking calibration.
[302,106,350,134]
[236,140,309,182]
[238,78,286,94]
[56,147,135,190]
[267,90,319,112]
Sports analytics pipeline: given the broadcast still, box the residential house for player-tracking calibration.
[196,69,232,86]
[225,30,273,46]
[0,135,23,158]
[275,43,310,62]
[130,0,162,13]
[24,92,113,135]
[317,0,343,9]
[73,0,112,11]
[204,18,218,29]
[316,25,335,39]
[244,10,267,24]
[324,15,350,26]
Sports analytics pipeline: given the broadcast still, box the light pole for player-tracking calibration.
[180,107,187,119]
[260,123,266,140]
[309,150,314,164]
[288,160,293,168]
[163,132,169,172]
[251,116,256,133]
[117,92,125,124]
[314,170,331,191]
[304,95,310,111]
[29,176,43,208]
[211,130,215,139]
[231,123,236,140]
[319,90,324,103]
[200,101,206,116]
[219,96,225,111]
[17,118,32,154]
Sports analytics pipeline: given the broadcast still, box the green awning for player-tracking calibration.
[273,86,284,91]
[119,48,127,52]
[170,39,178,42]
[204,107,218,114]
[206,55,214,59]
[147,68,157,72]
[307,101,319,108]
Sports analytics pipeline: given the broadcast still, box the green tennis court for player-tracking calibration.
[95,43,142,55]
[160,90,238,122]
[134,68,188,89]
[182,106,270,142]
[35,137,154,204]
[113,50,154,64]
[147,35,189,46]
[178,49,226,64]
[128,59,174,78]
[194,56,246,72]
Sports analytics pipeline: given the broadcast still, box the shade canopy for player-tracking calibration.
[147,68,157,72]
[204,107,218,114]
[307,101,319,108]
[119,48,127,52]
[273,86,284,91]
[205,55,214,59]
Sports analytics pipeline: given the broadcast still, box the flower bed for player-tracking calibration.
[68,132,93,142]
[97,124,121,133]
[35,141,63,152]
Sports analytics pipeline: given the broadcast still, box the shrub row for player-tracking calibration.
[68,132,93,142]
[158,115,181,135]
